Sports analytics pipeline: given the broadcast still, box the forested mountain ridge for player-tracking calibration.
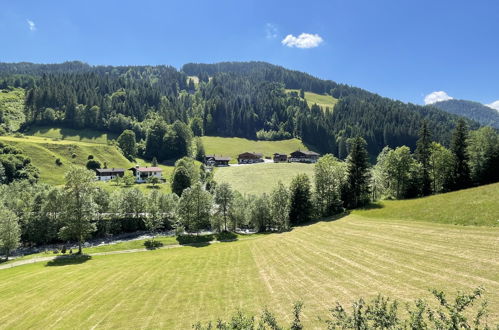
[431,99,499,129]
[0,61,479,159]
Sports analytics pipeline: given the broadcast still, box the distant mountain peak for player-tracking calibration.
[431,99,499,129]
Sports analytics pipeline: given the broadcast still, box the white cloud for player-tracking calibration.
[424,91,453,105]
[265,23,278,39]
[281,33,323,49]
[27,19,36,31]
[485,100,499,111]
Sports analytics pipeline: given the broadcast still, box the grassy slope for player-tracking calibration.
[24,126,118,144]
[286,89,338,111]
[0,215,497,328]
[0,88,25,132]
[214,162,315,195]
[353,182,499,226]
[201,136,307,162]
[0,135,173,186]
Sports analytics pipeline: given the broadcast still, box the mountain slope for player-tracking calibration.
[431,99,499,129]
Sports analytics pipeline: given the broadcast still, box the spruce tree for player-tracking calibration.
[345,137,371,208]
[447,119,472,190]
[415,121,432,196]
[289,174,313,225]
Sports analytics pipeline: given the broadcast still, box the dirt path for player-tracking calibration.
[0,241,222,270]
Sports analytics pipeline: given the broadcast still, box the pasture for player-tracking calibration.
[0,212,497,328]
[214,162,315,195]
[201,136,307,163]
[24,126,118,144]
[286,89,338,111]
[0,135,173,186]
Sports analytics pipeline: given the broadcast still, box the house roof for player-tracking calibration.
[95,168,125,174]
[206,155,232,161]
[291,150,320,156]
[238,152,263,158]
[130,166,163,172]
[273,153,288,156]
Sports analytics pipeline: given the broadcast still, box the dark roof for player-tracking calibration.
[291,150,320,156]
[206,155,232,161]
[238,152,263,158]
[273,153,288,156]
[95,168,125,174]
[129,166,163,172]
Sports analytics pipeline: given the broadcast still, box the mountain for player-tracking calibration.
[431,99,499,129]
[0,61,479,159]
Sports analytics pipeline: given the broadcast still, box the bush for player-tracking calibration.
[86,159,101,170]
[71,153,77,159]
[215,231,238,241]
[176,234,214,245]
[55,158,63,166]
[144,240,164,249]
[87,155,94,160]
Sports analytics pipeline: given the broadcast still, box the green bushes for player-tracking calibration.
[176,234,214,245]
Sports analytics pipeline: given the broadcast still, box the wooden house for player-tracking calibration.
[237,152,263,164]
[273,153,288,163]
[205,155,231,167]
[289,150,320,163]
[95,168,125,181]
[129,165,163,183]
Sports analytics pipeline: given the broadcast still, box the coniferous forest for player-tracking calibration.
[0,61,480,160]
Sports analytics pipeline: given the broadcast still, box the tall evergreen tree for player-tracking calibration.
[446,119,472,191]
[345,137,371,208]
[288,174,313,225]
[415,121,432,196]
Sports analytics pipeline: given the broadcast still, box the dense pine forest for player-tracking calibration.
[0,61,480,159]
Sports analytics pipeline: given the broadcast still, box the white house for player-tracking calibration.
[95,168,125,181]
[129,165,163,183]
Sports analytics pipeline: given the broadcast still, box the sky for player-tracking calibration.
[1,0,498,108]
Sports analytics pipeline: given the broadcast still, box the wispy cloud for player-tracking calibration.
[281,33,323,49]
[424,91,453,105]
[26,19,36,31]
[265,23,278,39]
[486,100,499,111]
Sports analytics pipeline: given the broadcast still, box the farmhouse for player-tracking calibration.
[129,165,163,183]
[289,150,320,163]
[237,152,264,164]
[95,168,125,181]
[205,155,231,167]
[273,153,288,163]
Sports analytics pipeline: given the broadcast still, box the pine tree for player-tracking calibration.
[415,121,432,196]
[345,137,371,208]
[447,119,472,191]
[289,174,313,225]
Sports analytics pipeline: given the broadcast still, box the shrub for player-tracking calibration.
[55,158,63,166]
[86,159,101,170]
[87,155,94,160]
[215,231,237,241]
[176,234,214,245]
[144,240,163,249]
[71,153,77,159]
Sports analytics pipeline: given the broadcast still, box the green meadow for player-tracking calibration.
[214,162,315,195]
[0,88,25,132]
[286,89,338,111]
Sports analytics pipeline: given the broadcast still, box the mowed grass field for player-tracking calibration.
[24,126,118,144]
[0,214,497,328]
[201,136,308,163]
[286,89,339,111]
[0,135,173,186]
[214,162,315,195]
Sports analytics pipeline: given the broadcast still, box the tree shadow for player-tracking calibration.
[357,202,384,210]
[45,254,92,267]
[292,211,351,229]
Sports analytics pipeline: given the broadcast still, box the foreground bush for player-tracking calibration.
[193,287,494,329]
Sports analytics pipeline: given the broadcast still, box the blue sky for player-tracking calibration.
[1,0,498,108]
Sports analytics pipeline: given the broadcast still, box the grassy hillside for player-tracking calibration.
[214,162,315,195]
[201,136,307,162]
[0,214,497,328]
[286,89,338,111]
[354,183,499,226]
[24,126,117,144]
[0,135,173,186]
[0,88,25,132]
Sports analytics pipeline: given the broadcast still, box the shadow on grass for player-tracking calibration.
[291,211,351,230]
[45,254,92,267]
[356,202,385,210]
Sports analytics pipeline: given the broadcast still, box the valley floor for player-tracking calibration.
[0,213,497,329]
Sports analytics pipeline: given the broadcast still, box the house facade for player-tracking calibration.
[273,153,288,163]
[205,155,231,167]
[129,166,163,183]
[289,150,320,163]
[237,152,264,164]
[95,168,125,181]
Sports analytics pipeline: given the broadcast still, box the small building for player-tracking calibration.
[205,155,231,167]
[273,153,288,163]
[129,165,163,183]
[95,168,125,181]
[237,152,264,164]
[289,150,320,163]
